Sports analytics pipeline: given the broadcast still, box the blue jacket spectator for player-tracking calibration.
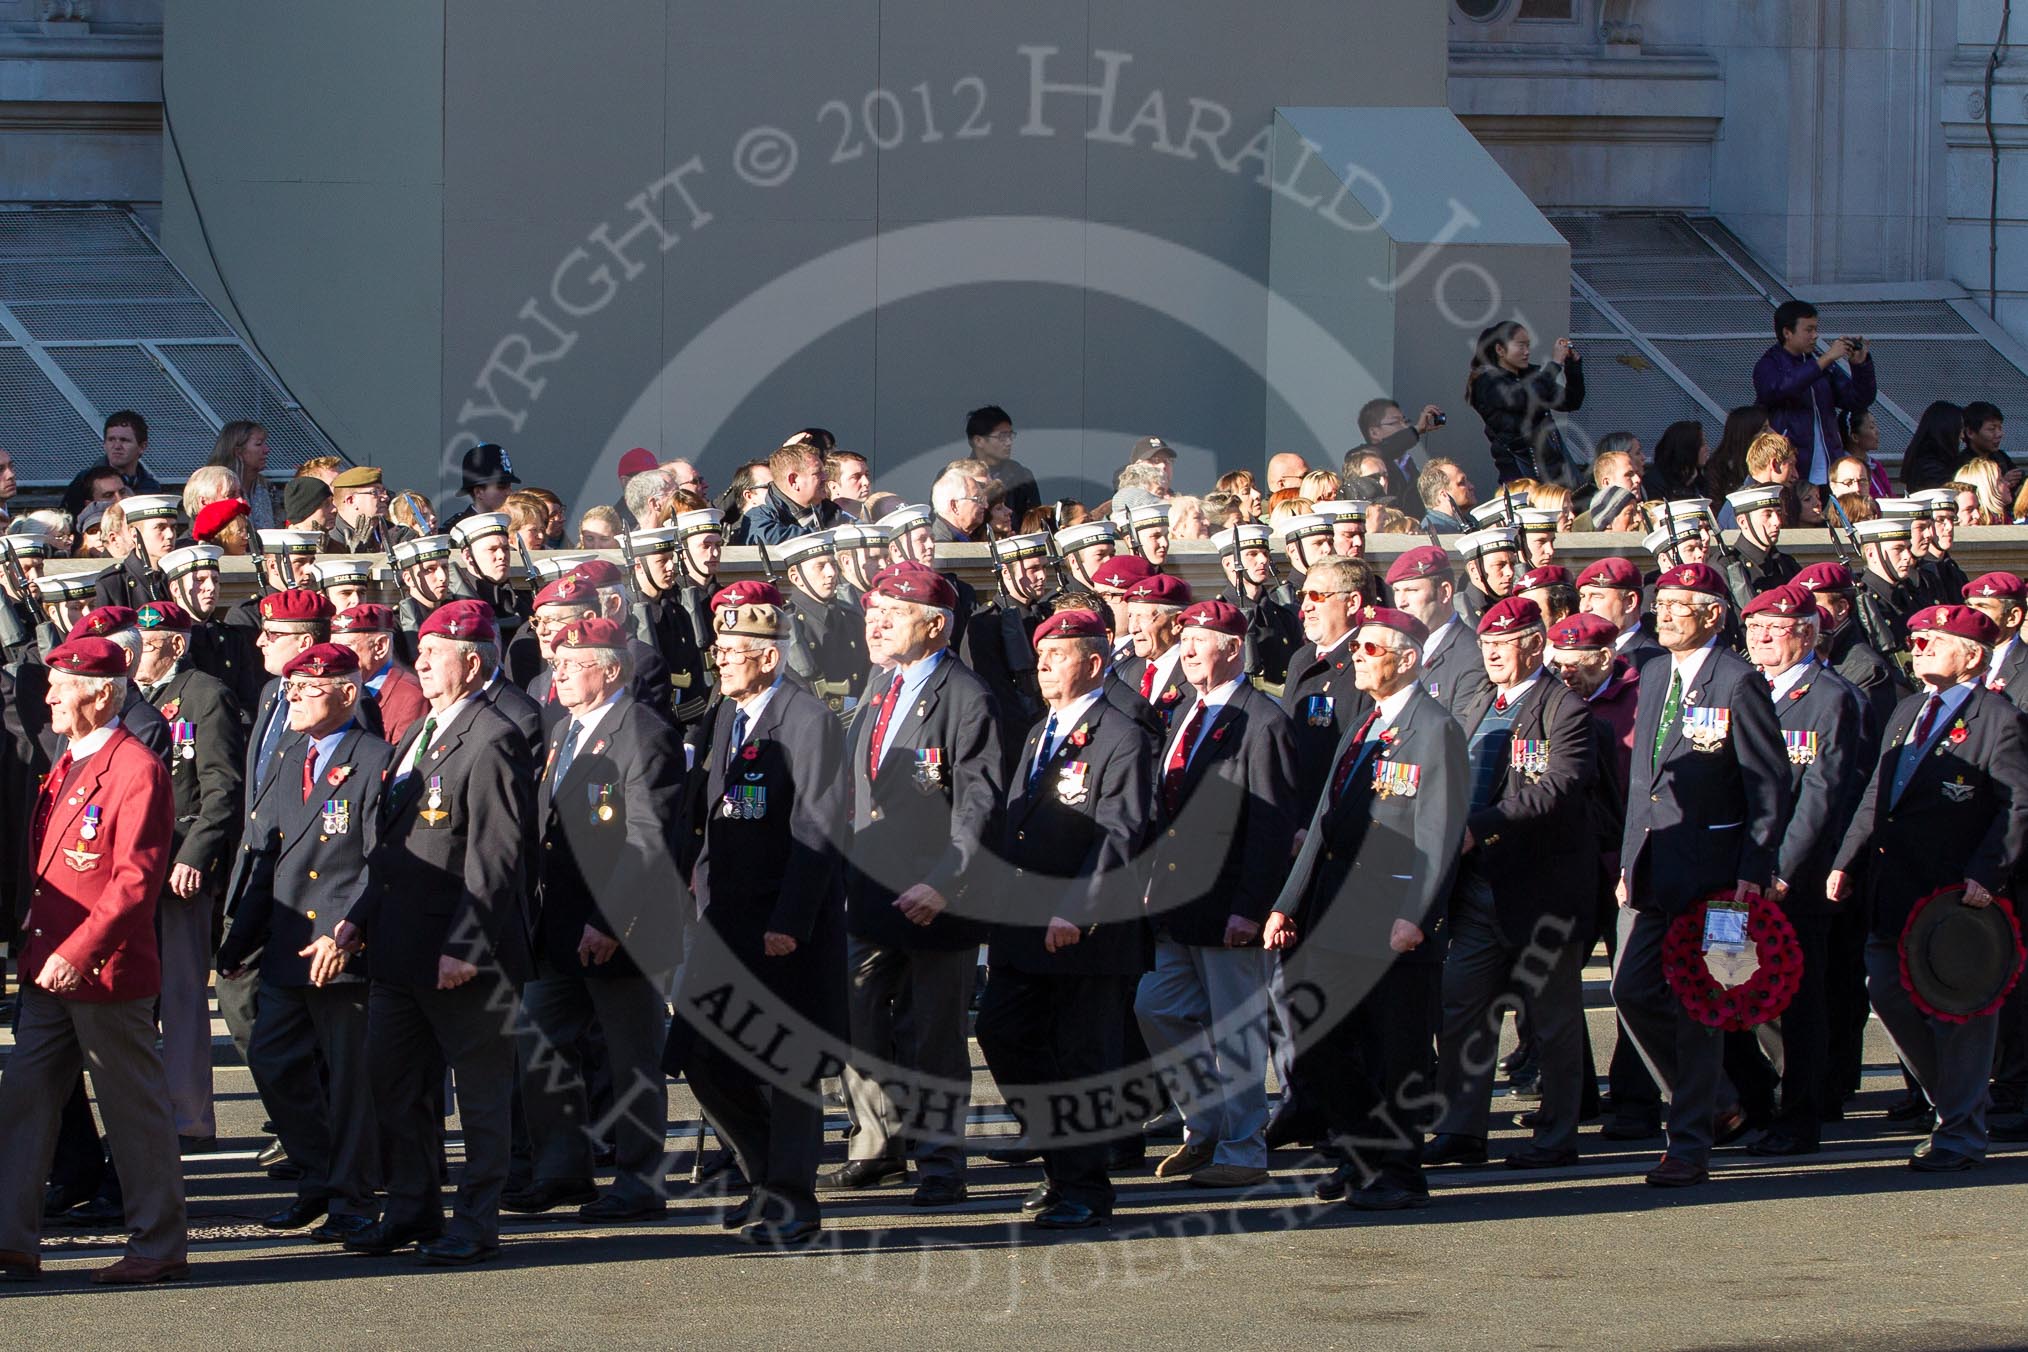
[1751,300,1877,485]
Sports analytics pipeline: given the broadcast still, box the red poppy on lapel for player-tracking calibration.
[1379,728,1398,746]
[1949,724,1969,745]
[1160,688,1181,705]
[1211,725,1228,742]
[327,765,354,787]
[741,744,759,761]
[159,699,181,721]
[1069,728,1089,748]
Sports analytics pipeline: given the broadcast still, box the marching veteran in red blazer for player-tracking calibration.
[0,636,182,1284]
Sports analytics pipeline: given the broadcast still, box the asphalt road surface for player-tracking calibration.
[6,967,2026,1351]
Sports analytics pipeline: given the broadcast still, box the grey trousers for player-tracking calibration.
[369,979,519,1245]
[1134,940,1274,1168]
[517,968,670,1200]
[1434,882,1591,1154]
[248,980,379,1214]
[158,890,216,1137]
[1865,936,1999,1157]
[841,937,975,1182]
[0,989,186,1261]
[1610,907,1725,1167]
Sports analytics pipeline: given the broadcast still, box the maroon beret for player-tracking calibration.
[532,572,598,612]
[1384,545,1452,587]
[1575,556,1642,591]
[1546,612,1619,650]
[1965,572,2027,604]
[283,643,361,679]
[1793,561,1856,594]
[1742,584,1817,620]
[1654,562,1729,600]
[1088,556,1155,591]
[1033,608,1108,646]
[46,636,128,677]
[1477,596,1544,637]
[1124,572,1192,607]
[554,616,628,651]
[1909,604,2002,647]
[1518,566,1573,591]
[418,598,498,644]
[711,580,784,612]
[863,561,958,611]
[135,601,191,633]
[1178,599,1246,638]
[332,603,397,635]
[1357,604,1430,648]
[259,588,335,629]
[69,605,137,640]
[567,559,626,590]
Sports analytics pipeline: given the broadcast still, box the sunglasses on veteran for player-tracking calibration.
[1355,639,1406,658]
[1304,589,1357,603]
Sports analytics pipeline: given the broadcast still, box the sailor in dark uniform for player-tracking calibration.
[1054,520,1120,591]
[90,493,180,611]
[1854,513,1922,653]
[1125,503,1172,571]
[775,530,867,717]
[1724,483,1802,593]
[1909,488,1972,605]
[616,524,709,726]
[388,533,457,665]
[449,512,529,646]
[306,558,377,617]
[0,532,49,663]
[829,523,888,607]
[1214,523,1302,691]
[30,572,97,658]
[160,544,261,717]
[1276,514,1333,599]
[1453,527,1522,629]
[879,503,976,653]
[963,532,1054,764]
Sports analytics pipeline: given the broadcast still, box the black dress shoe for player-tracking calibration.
[262,1198,330,1231]
[739,1218,822,1247]
[1910,1142,1979,1173]
[268,1160,307,1182]
[257,1139,289,1169]
[819,1159,905,1190]
[577,1194,666,1223]
[1598,1117,1663,1141]
[1105,1140,1144,1170]
[62,1196,123,1227]
[1747,1132,1819,1157]
[1504,1146,1578,1170]
[418,1234,500,1266]
[909,1178,968,1208]
[1347,1183,1429,1211]
[1031,1200,1104,1230]
[343,1219,443,1255]
[718,1195,757,1230]
[1422,1133,1488,1166]
[1712,1107,1754,1146]
[1643,1157,1708,1188]
[310,1214,375,1244]
[1518,1108,1598,1128]
[1263,1113,1319,1151]
[40,1182,91,1219]
[178,1134,218,1157]
[986,1147,1041,1166]
[1311,1165,1352,1202]
[1882,1096,1934,1125]
[1020,1183,1059,1214]
[500,1179,599,1213]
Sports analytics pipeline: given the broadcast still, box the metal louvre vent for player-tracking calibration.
[1605,297,1773,337]
[1863,340,2028,426]
[0,207,154,259]
[46,346,214,480]
[0,348,98,480]
[1575,257,1764,301]
[1570,296,1618,336]
[162,343,321,472]
[1549,214,1708,260]
[12,301,233,342]
[1561,339,1715,450]
[0,206,339,488]
[1811,302,1977,337]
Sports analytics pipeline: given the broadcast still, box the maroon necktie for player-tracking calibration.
[302,742,317,803]
[867,674,903,781]
[1327,710,1382,805]
[1141,662,1157,700]
[33,751,71,851]
[1162,704,1207,815]
[1912,693,1942,751]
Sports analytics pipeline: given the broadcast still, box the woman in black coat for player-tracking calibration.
[1467,321,1585,486]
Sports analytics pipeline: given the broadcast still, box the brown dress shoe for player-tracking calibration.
[92,1255,190,1285]
[1643,1156,1709,1188]
[0,1249,40,1281]
[1154,1141,1216,1178]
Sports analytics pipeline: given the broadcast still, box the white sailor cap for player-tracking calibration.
[449,512,511,547]
[673,509,722,541]
[774,531,837,568]
[1212,523,1273,555]
[257,528,322,556]
[619,526,680,556]
[877,503,934,535]
[121,493,181,524]
[391,534,453,567]
[1055,520,1118,553]
[1725,484,1785,515]
[1456,527,1521,561]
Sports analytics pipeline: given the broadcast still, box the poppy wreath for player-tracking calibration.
[1897,886,2026,1024]
[1662,890,1804,1032]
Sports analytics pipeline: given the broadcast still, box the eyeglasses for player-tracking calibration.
[284,680,341,699]
[986,431,1016,443]
[1304,589,1354,603]
[1907,634,1933,653]
[1356,640,1402,657]
[710,646,762,665]
[1652,598,1711,616]
[1743,622,1800,637]
[551,656,611,674]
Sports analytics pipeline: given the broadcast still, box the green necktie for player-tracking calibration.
[406,716,438,779]
[1652,670,1682,772]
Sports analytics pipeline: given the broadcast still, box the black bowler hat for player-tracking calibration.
[1901,885,2026,1020]
[461,442,521,492]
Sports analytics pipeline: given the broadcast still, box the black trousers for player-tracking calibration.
[685,1033,824,1226]
[249,980,379,1213]
[1293,957,1438,1196]
[976,968,1130,1213]
[1822,904,1873,1106]
[1721,912,1832,1141]
[368,979,519,1245]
